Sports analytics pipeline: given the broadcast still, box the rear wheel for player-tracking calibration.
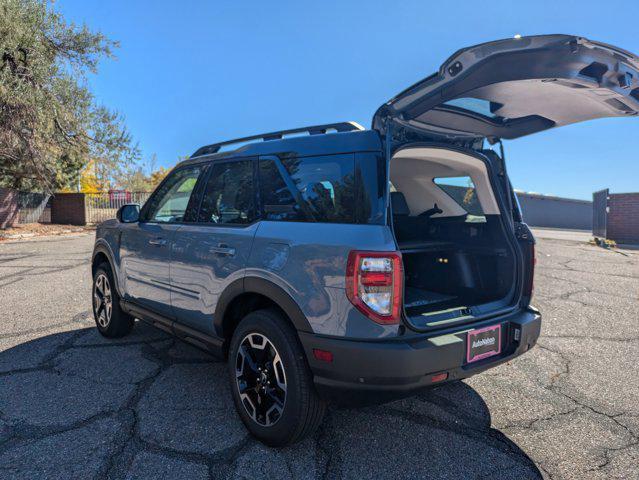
[228,309,326,446]
[92,263,134,338]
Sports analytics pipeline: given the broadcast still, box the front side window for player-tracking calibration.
[145,166,203,223]
[198,160,256,224]
[434,176,486,221]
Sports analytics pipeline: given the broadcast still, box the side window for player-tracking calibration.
[144,166,203,223]
[259,159,304,221]
[434,176,486,221]
[258,154,357,223]
[198,160,256,224]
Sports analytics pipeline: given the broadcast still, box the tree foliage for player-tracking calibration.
[0,0,139,192]
[117,154,169,192]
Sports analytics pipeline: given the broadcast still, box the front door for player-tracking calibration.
[120,164,205,316]
[170,158,258,334]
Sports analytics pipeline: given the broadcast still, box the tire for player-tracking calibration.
[228,309,326,447]
[92,262,134,338]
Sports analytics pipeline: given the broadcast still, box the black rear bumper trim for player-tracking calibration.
[299,307,541,404]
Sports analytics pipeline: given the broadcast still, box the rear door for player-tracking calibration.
[169,158,259,335]
[373,35,639,147]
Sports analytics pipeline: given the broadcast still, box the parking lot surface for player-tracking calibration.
[0,232,637,479]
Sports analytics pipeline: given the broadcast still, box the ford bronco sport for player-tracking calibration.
[91,35,639,446]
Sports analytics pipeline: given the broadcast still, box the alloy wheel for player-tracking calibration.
[235,332,287,427]
[93,273,112,328]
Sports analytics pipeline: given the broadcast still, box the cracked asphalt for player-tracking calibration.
[0,232,637,479]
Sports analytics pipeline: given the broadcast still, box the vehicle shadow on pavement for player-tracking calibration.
[0,320,542,479]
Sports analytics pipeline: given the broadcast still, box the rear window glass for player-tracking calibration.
[258,153,385,224]
[434,176,486,221]
[443,98,501,119]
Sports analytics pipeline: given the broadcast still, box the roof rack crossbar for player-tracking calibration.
[191,121,364,157]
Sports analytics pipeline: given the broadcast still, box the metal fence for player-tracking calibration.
[592,189,608,238]
[516,192,592,230]
[85,192,151,224]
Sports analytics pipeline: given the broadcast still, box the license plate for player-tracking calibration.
[467,324,502,363]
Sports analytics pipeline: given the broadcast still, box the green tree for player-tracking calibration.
[0,0,139,192]
[119,165,150,192]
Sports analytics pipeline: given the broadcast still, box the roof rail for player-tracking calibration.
[191,121,365,157]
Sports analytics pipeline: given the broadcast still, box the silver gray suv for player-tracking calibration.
[91,34,639,446]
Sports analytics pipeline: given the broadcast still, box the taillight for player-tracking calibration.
[346,251,403,324]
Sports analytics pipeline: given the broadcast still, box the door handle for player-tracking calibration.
[209,244,236,256]
[148,238,167,247]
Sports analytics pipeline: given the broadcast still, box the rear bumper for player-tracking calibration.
[299,307,541,404]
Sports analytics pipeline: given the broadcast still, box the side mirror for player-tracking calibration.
[116,204,140,223]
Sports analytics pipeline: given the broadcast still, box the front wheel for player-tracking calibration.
[228,309,326,447]
[92,263,134,338]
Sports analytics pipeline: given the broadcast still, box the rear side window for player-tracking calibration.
[198,160,256,224]
[259,159,304,221]
[281,154,355,223]
[434,176,485,220]
[258,154,385,224]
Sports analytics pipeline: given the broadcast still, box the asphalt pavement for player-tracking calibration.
[0,232,637,479]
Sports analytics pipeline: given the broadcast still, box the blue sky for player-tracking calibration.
[59,0,639,200]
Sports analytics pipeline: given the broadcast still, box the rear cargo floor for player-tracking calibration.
[403,287,457,310]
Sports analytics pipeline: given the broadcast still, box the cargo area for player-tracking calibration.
[390,147,517,327]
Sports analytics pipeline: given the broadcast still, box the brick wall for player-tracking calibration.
[607,193,639,245]
[0,187,18,229]
[51,193,86,225]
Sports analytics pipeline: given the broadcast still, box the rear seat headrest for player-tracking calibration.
[391,192,410,216]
